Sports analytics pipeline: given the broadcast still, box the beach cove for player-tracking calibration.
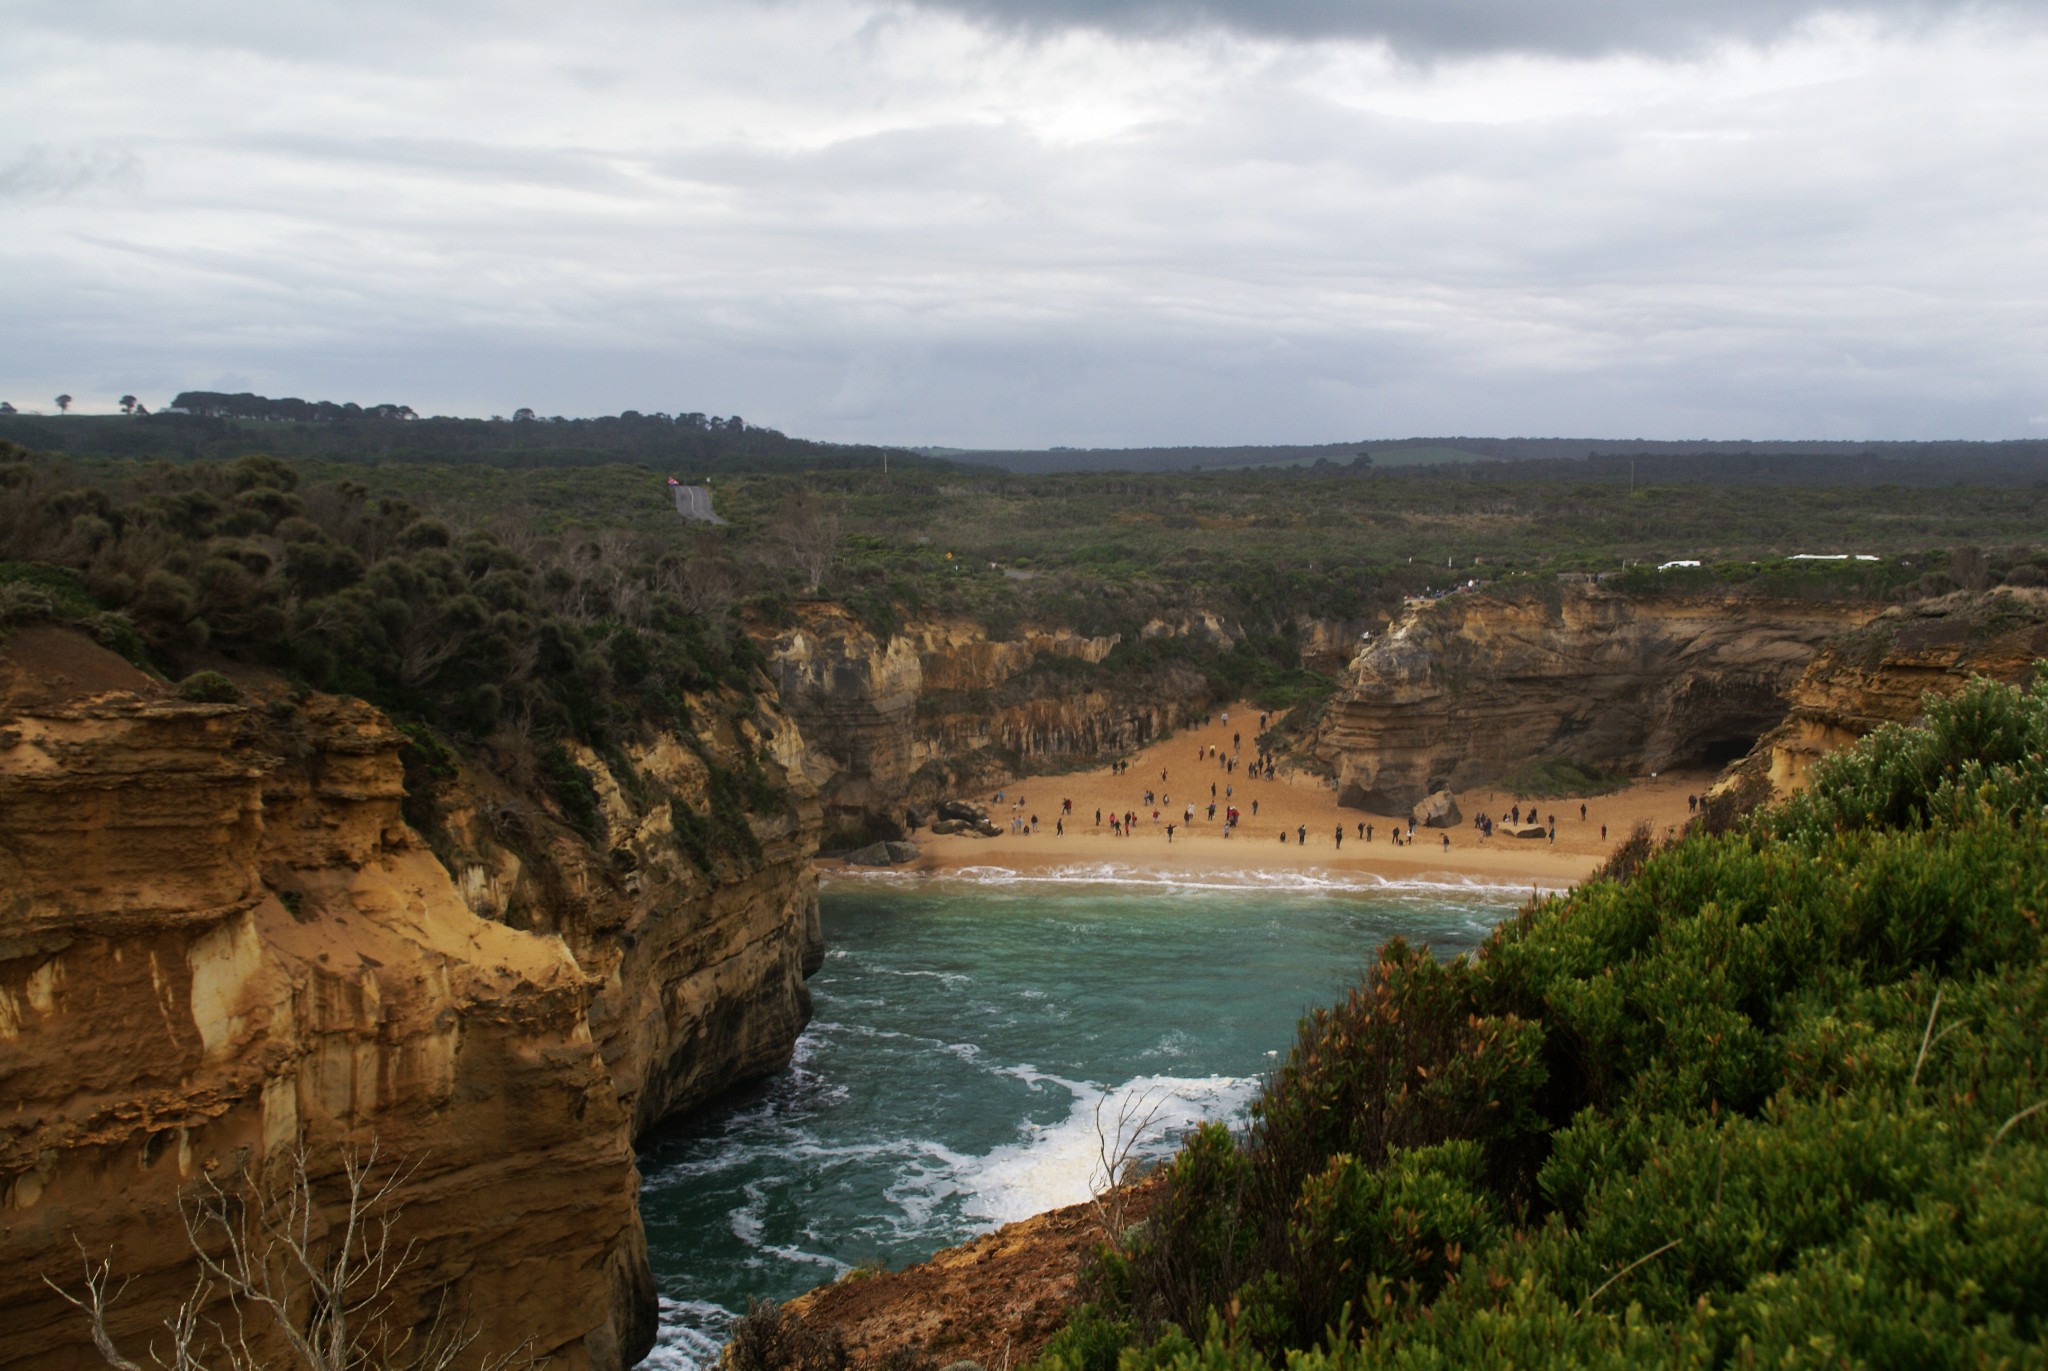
[887,702,1716,890]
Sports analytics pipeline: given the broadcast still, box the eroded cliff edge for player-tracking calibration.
[0,626,821,1370]
[1725,586,2048,798]
[1306,579,1885,810]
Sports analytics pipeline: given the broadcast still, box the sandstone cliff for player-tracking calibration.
[0,626,822,1370]
[1308,580,1884,811]
[767,604,1215,836]
[427,692,823,1137]
[1728,588,2048,797]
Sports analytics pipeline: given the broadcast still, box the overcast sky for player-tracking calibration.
[4,0,2045,446]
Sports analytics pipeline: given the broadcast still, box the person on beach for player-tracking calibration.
[1297,824,1307,845]
[1095,808,1102,826]
[1055,818,1063,837]
[1580,802,1588,821]
[1442,833,1450,851]
[1367,823,1374,842]
[1166,823,1176,843]
[1357,821,1365,839]
[1334,825,1343,849]
[1251,799,1258,816]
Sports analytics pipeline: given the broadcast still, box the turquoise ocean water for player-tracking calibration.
[637,866,1531,1368]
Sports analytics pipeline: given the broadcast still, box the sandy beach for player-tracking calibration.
[833,701,1718,891]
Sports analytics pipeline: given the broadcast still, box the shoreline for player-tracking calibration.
[818,701,1718,894]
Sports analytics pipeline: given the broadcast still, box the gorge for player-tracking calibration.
[4,554,2032,1371]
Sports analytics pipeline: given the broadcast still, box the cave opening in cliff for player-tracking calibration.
[1689,735,1760,770]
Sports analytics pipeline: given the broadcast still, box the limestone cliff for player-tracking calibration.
[767,604,1217,835]
[1728,588,2048,797]
[0,626,822,1371]
[1308,580,1883,810]
[426,691,823,1136]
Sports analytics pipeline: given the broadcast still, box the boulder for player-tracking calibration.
[929,818,970,836]
[843,841,920,866]
[972,820,1004,837]
[1412,789,1461,829]
[904,808,926,831]
[1507,823,1549,839]
[937,798,989,823]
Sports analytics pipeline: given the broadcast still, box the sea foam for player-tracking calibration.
[956,1071,1259,1226]
[825,860,1563,899]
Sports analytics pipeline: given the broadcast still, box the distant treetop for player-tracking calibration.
[169,391,417,422]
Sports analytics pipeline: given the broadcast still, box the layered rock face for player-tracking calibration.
[1309,581,1883,810]
[429,696,823,1136]
[1734,589,2048,796]
[0,629,650,1370]
[768,604,1213,832]
[1,627,823,1370]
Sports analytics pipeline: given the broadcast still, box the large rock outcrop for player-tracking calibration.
[1728,588,2048,797]
[1309,580,1883,811]
[0,626,823,1370]
[767,604,1214,834]
[425,696,823,1137]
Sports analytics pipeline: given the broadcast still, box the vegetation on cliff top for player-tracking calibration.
[12,415,2048,735]
[0,441,787,870]
[1022,674,2048,1369]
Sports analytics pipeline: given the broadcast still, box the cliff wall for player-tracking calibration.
[1307,581,1883,810]
[1729,588,2048,797]
[767,605,1234,833]
[0,626,822,1370]
[429,693,823,1136]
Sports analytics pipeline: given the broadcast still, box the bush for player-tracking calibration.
[1495,758,1625,798]
[723,1300,848,1371]
[1050,672,2048,1369]
[176,669,241,703]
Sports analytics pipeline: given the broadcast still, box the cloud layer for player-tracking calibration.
[1,0,2044,444]
[896,0,2004,58]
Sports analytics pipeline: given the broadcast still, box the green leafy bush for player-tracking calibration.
[1049,672,2048,1369]
[176,669,241,703]
[1495,758,1626,798]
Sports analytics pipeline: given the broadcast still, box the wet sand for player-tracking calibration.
[840,701,1716,891]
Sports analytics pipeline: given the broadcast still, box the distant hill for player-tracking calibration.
[0,398,946,475]
[934,436,2048,485]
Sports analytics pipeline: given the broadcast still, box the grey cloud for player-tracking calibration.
[3,0,2044,444]
[0,145,142,199]
[892,0,2022,58]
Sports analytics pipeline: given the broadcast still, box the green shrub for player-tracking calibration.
[1495,758,1626,798]
[176,669,241,703]
[537,742,603,842]
[1051,671,2048,1370]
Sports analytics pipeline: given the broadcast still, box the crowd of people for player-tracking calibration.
[945,708,1694,865]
